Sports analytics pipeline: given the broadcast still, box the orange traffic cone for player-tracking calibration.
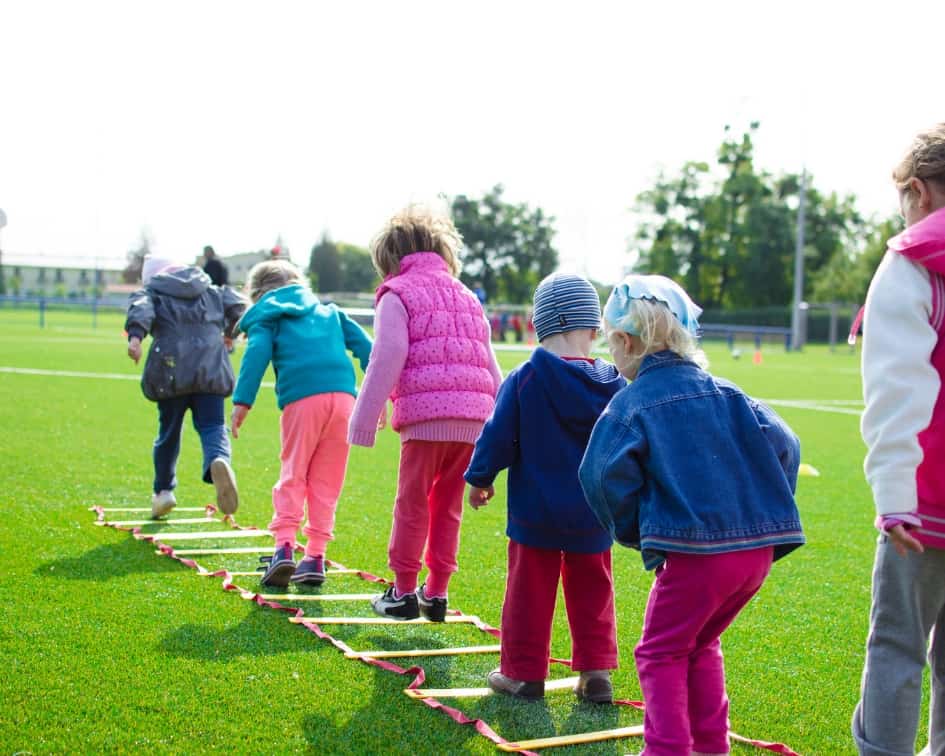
[752,350,763,365]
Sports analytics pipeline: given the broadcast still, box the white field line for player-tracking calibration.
[0,366,274,388]
[761,398,863,416]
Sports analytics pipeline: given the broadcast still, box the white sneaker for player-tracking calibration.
[210,458,239,515]
[151,490,177,519]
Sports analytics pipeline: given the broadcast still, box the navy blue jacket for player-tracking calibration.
[464,347,626,553]
[579,351,805,570]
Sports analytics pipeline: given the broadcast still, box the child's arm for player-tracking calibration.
[338,309,373,372]
[231,322,275,415]
[220,286,247,338]
[750,399,801,492]
[862,253,939,520]
[486,343,503,396]
[464,371,521,504]
[125,289,153,363]
[347,294,409,447]
[579,408,645,547]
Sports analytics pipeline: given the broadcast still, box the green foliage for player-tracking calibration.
[453,185,559,304]
[812,217,900,303]
[308,236,379,293]
[633,124,874,308]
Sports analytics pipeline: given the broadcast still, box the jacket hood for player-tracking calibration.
[528,347,625,432]
[889,206,945,274]
[239,284,320,332]
[147,267,211,299]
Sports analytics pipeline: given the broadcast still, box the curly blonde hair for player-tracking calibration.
[607,297,707,376]
[893,123,945,197]
[244,259,306,303]
[370,205,462,278]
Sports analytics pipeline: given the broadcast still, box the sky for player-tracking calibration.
[1,0,943,283]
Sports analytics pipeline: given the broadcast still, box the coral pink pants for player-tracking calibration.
[269,393,354,558]
[389,440,473,597]
[500,540,618,681]
[635,547,773,756]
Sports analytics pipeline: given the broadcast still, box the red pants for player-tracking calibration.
[388,440,473,597]
[500,540,618,681]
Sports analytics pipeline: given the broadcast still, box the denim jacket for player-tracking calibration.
[579,351,804,569]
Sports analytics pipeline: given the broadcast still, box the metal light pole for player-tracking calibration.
[790,171,807,351]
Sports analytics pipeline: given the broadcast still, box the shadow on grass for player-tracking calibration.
[158,611,315,660]
[34,537,183,581]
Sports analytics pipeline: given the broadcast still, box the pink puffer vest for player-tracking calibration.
[890,206,945,541]
[375,252,496,431]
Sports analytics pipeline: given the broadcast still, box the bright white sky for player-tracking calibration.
[1,0,942,283]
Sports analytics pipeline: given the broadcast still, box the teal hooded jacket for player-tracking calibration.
[233,284,372,410]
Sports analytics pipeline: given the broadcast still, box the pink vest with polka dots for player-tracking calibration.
[375,252,496,431]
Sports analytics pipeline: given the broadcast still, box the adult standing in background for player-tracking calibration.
[202,245,229,287]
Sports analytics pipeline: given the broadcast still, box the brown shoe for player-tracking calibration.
[575,670,613,704]
[487,669,544,700]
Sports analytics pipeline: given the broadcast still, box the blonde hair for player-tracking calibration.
[245,259,306,302]
[893,123,945,197]
[608,298,707,374]
[370,205,462,278]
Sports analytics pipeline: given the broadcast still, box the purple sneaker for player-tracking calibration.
[259,543,295,588]
[290,556,326,586]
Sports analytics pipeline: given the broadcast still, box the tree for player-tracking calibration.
[452,185,559,304]
[309,233,342,293]
[337,243,378,292]
[632,124,870,309]
[123,229,153,284]
[812,216,899,304]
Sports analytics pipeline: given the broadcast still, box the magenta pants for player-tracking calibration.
[500,540,618,681]
[388,440,473,597]
[635,547,774,756]
[269,393,354,558]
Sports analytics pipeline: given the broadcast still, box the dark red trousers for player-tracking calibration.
[499,539,618,681]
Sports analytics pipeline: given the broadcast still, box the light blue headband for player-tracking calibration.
[603,274,702,336]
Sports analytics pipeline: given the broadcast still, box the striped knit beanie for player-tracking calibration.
[532,273,602,342]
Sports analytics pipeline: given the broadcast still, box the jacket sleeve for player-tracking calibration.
[125,288,154,339]
[221,287,248,338]
[751,399,801,493]
[579,409,646,548]
[339,310,373,372]
[861,252,940,517]
[232,321,275,408]
[464,370,521,488]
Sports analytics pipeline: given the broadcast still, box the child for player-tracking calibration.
[465,273,625,703]
[852,124,945,756]
[230,259,372,588]
[348,205,501,621]
[125,254,246,519]
[579,274,804,756]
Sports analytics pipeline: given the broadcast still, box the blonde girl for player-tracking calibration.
[348,205,501,621]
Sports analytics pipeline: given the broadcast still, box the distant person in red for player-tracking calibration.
[202,245,229,287]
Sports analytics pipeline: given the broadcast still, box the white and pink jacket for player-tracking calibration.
[862,206,945,547]
[348,252,501,447]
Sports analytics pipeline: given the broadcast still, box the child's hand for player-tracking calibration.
[127,337,142,364]
[468,485,494,509]
[230,405,250,439]
[888,523,924,556]
[377,403,388,431]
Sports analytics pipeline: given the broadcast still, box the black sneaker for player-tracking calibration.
[259,543,296,588]
[416,584,447,622]
[290,556,326,586]
[371,585,420,620]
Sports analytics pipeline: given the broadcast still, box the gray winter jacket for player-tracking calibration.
[125,267,247,401]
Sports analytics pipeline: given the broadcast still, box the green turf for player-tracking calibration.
[0,309,924,754]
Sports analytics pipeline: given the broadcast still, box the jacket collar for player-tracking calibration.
[637,350,693,377]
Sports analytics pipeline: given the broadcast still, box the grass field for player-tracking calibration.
[0,307,924,755]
